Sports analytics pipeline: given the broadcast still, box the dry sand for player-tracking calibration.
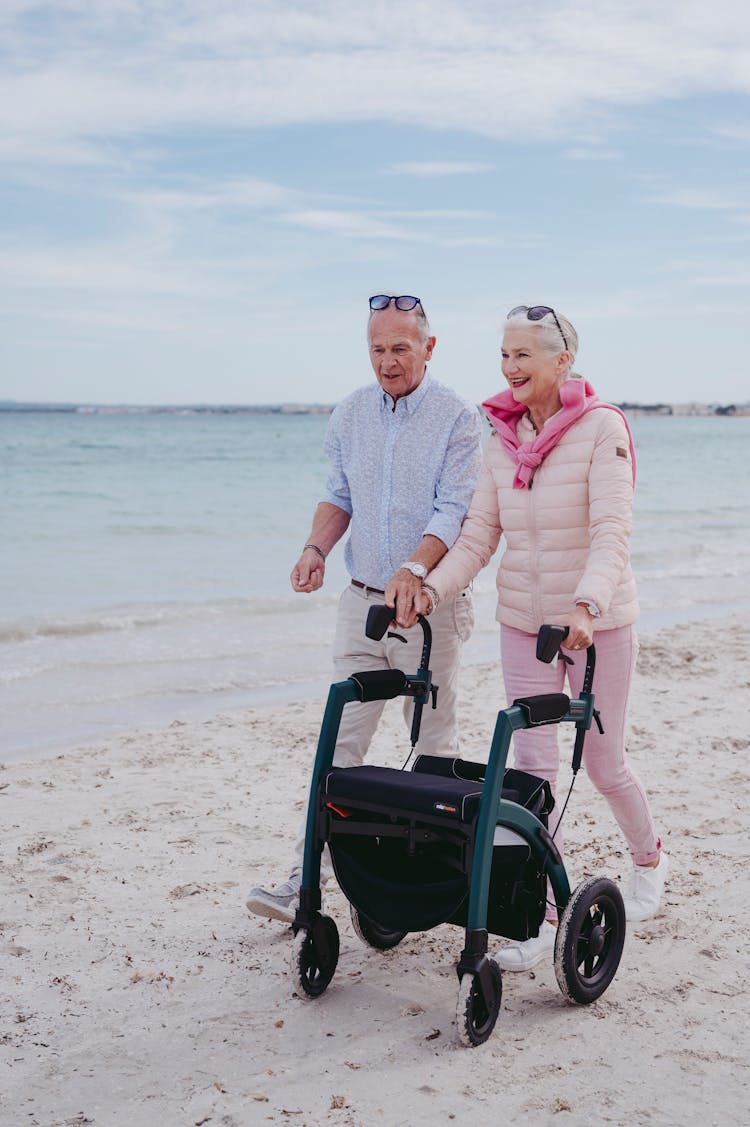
[2,616,749,1126]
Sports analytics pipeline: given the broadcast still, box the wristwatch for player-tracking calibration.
[575,598,601,617]
[399,561,428,579]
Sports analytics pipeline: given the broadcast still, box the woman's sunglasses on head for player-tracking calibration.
[508,305,568,351]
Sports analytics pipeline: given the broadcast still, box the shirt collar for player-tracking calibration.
[379,369,431,414]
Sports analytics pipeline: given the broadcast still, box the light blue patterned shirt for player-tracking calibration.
[323,372,483,590]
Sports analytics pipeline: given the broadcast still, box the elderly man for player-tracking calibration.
[246,293,483,923]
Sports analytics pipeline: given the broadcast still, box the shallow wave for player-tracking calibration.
[633,559,749,580]
[0,592,342,643]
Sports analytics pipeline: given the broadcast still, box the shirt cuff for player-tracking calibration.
[423,514,460,549]
[322,490,353,516]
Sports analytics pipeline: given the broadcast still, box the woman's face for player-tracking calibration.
[501,327,568,420]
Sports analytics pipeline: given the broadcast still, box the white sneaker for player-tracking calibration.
[622,852,670,922]
[494,920,557,972]
[245,875,301,924]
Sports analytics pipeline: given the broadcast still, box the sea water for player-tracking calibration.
[2,409,749,761]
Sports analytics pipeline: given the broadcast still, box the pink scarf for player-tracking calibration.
[482,377,636,489]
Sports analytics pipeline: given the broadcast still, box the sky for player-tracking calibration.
[1,0,749,407]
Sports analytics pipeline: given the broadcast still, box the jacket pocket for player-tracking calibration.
[452,588,475,642]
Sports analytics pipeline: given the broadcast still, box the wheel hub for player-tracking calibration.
[589,924,605,956]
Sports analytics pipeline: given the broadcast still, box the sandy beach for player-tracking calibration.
[2,615,749,1126]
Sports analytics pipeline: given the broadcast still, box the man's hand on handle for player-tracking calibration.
[384,570,424,629]
[385,535,448,629]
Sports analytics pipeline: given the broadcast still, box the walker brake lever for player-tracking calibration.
[593,709,604,734]
[387,630,408,645]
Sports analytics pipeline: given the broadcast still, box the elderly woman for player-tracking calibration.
[412,305,669,971]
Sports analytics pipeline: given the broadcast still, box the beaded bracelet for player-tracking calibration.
[422,582,440,614]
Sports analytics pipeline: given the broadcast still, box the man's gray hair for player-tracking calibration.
[367,294,431,344]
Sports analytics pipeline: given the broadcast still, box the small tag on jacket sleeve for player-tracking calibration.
[616,446,629,459]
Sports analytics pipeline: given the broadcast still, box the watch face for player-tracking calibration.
[409,562,427,578]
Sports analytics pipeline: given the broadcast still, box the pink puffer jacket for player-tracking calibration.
[428,406,639,632]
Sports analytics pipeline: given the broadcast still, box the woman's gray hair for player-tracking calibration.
[505,308,579,369]
[367,295,431,344]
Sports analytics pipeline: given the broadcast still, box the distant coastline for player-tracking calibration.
[0,401,335,416]
[1,399,749,417]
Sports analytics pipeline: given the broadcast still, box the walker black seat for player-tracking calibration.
[325,765,483,824]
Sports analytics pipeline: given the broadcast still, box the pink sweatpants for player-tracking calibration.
[501,624,659,877]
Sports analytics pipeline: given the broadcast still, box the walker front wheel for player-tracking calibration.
[456,961,502,1047]
[350,904,407,950]
[291,915,340,999]
[554,876,625,1004]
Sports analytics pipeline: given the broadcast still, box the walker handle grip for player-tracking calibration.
[536,624,569,663]
[365,604,395,641]
[365,604,433,674]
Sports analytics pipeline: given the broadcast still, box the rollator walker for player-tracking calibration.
[290,605,626,1046]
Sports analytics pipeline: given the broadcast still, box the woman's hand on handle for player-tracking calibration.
[562,603,595,651]
[413,587,434,618]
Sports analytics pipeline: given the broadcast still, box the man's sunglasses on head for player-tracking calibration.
[369,295,422,311]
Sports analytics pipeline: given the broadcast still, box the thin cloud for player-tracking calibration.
[658,259,750,286]
[564,147,621,161]
[281,210,430,242]
[651,187,746,210]
[0,242,220,297]
[711,123,750,144]
[386,209,490,219]
[281,206,505,244]
[121,178,296,214]
[385,162,495,177]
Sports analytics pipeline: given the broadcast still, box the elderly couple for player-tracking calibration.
[247,294,669,970]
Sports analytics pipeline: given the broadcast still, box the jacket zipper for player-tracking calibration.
[526,480,543,624]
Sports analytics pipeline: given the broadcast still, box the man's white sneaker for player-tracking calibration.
[622,852,670,922]
[245,875,301,924]
[494,920,557,972]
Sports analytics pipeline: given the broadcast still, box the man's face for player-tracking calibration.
[368,307,436,402]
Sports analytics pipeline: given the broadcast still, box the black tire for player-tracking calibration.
[554,876,625,1004]
[291,915,340,999]
[456,961,503,1047]
[350,903,407,950]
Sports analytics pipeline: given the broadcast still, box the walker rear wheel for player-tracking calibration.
[350,904,407,950]
[291,915,340,999]
[554,876,625,1004]
[456,961,502,1047]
